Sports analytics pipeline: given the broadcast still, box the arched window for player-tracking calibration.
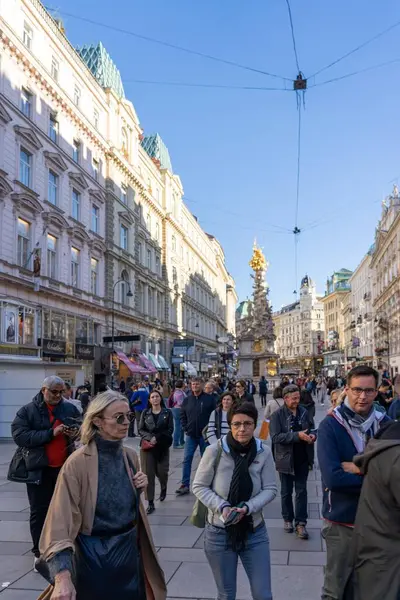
[121,128,129,158]
[120,270,130,305]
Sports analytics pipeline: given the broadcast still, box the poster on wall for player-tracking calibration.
[4,308,17,344]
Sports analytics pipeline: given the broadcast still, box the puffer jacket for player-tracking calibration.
[11,392,81,472]
[192,436,277,529]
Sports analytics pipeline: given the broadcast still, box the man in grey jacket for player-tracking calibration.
[270,384,315,539]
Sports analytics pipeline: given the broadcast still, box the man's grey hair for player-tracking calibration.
[42,376,65,389]
[282,384,300,398]
[205,380,215,389]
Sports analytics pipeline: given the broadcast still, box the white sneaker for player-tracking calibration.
[33,557,39,573]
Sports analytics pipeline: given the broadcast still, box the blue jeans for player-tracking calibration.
[172,407,184,447]
[204,523,272,600]
[181,435,206,487]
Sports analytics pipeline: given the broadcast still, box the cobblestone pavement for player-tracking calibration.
[0,398,326,599]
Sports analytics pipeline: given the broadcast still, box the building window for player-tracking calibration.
[91,204,99,233]
[147,249,152,269]
[155,255,160,275]
[120,225,128,250]
[148,289,153,317]
[48,170,58,205]
[21,88,32,118]
[72,139,80,163]
[138,241,142,263]
[155,222,160,241]
[120,270,130,305]
[121,128,129,158]
[121,184,128,204]
[51,56,59,81]
[19,148,32,187]
[156,188,160,203]
[91,258,98,295]
[72,189,80,220]
[138,282,143,312]
[47,234,57,279]
[92,158,99,182]
[172,235,176,252]
[172,266,177,284]
[71,247,80,288]
[17,218,30,267]
[146,213,151,232]
[93,108,99,130]
[23,22,33,49]
[49,113,58,142]
[73,85,81,107]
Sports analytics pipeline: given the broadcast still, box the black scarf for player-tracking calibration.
[226,431,258,552]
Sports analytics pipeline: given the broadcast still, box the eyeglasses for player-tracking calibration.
[48,389,63,397]
[231,421,254,429]
[103,412,135,425]
[349,387,377,397]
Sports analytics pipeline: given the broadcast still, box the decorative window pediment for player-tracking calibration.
[67,223,90,243]
[14,125,42,151]
[0,100,12,125]
[44,151,68,173]
[11,189,43,215]
[43,210,70,230]
[68,171,89,191]
[0,169,13,199]
[89,188,105,204]
[89,238,107,254]
[118,210,134,226]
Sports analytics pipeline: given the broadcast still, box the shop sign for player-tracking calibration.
[41,338,66,357]
[75,344,95,360]
[56,370,76,385]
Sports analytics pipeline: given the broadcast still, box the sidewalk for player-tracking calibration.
[0,399,326,599]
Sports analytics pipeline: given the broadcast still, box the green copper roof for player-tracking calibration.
[141,134,173,172]
[76,43,125,98]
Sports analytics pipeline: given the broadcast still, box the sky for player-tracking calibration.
[46,0,400,309]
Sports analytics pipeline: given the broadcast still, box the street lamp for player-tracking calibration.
[186,316,199,374]
[111,278,133,388]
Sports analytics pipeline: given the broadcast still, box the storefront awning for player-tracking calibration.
[149,353,162,370]
[181,361,197,376]
[157,354,170,370]
[115,350,147,375]
[138,353,157,373]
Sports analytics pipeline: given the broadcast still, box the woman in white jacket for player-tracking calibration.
[192,402,277,600]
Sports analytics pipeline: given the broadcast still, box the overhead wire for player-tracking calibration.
[124,79,290,92]
[309,16,400,79]
[45,6,292,82]
[284,0,301,73]
[310,57,400,88]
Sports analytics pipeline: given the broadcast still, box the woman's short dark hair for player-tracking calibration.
[227,401,258,427]
[175,379,183,389]
[236,379,246,389]
[273,386,283,399]
[218,391,238,408]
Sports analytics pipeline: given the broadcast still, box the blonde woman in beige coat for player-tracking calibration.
[38,390,166,600]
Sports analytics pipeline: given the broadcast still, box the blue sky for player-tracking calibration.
[48,0,400,309]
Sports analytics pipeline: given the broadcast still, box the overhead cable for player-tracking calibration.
[45,6,292,82]
[310,57,400,88]
[125,79,290,92]
[284,0,301,73]
[310,17,400,79]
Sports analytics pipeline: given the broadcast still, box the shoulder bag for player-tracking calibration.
[190,443,223,528]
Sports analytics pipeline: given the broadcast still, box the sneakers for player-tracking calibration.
[284,521,294,533]
[295,524,309,540]
[33,557,40,573]
[146,502,155,515]
[173,445,185,449]
[175,485,190,496]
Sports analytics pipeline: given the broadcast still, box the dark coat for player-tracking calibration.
[139,407,173,455]
[237,392,255,405]
[180,393,216,438]
[269,404,313,475]
[346,430,400,600]
[11,392,81,475]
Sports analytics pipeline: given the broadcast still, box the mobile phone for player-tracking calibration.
[219,510,238,526]
[309,428,318,437]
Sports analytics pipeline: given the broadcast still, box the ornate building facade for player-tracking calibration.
[273,276,324,375]
[0,0,236,435]
[321,269,352,375]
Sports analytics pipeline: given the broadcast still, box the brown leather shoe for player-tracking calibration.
[295,524,309,539]
[284,521,294,533]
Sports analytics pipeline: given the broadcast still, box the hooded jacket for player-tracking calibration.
[346,424,400,600]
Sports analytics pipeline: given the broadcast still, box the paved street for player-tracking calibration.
[0,399,326,599]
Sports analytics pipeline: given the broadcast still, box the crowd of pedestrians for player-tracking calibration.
[6,366,400,599]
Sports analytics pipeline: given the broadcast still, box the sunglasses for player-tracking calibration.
[103,412,135,425]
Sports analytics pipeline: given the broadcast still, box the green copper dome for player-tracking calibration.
[77,43,125,98]
[141,134,173,172]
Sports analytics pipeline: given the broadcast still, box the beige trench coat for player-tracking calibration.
[38,441,166,600]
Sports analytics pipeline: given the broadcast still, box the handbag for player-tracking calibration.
[190,444,223,528]
[141,439,156,451]
[7,446,46,484]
